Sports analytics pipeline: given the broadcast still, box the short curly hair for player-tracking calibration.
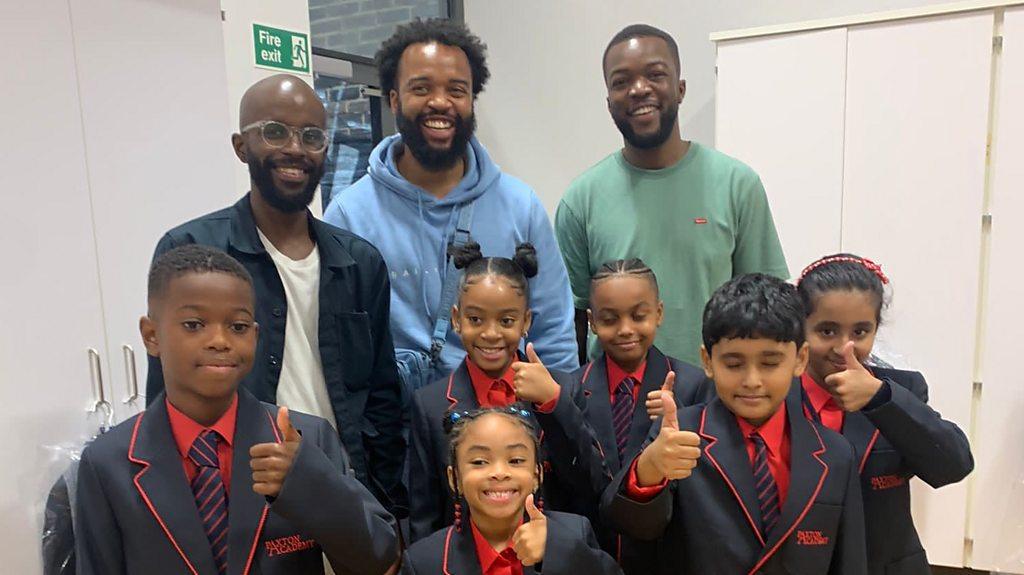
[375,18,490,99]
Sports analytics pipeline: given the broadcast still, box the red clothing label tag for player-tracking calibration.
[694,218,708,224]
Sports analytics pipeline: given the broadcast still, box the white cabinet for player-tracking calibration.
[0,1,237,572]
[69,0,238,416]
[716,5,1018,571]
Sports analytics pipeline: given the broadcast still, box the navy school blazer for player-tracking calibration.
[408,358,610,542]
[803,367,973,575]
[74,388,399,575]
[401,511,623,575]
[146,194,406,514]
[601,381,868,575]
[575,346,711,574]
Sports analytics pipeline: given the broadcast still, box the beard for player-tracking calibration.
[612,102,679,150]
[248,153,323,213]
[396,103,476,171]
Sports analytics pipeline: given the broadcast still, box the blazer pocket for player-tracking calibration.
[336,311,374,390]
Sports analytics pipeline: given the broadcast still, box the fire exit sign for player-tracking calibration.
[252,23,310,74]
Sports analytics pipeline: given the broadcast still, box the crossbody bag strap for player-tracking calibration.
[430,201,475,361]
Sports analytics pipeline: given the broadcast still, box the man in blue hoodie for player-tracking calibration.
[324,19,578,386]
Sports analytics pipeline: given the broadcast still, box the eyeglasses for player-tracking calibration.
[241,120,328,153]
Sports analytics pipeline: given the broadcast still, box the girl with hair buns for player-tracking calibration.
[408,242,609,543]
[402,408,622,574]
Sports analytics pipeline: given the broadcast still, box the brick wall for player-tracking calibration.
[310,0,445,58]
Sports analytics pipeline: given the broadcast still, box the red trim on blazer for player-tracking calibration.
[127,412,201,575]
[242,408,282,574]
[579,361,596,385]
[446,370,459,408]
[859,430,881,474]
[442,526,455,575]
[697,407,766,547]
[746,423,831,575]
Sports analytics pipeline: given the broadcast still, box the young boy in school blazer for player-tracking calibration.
[601,273,867,575]
[74,245,399,575]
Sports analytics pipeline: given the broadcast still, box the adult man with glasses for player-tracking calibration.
[145,74,407,516]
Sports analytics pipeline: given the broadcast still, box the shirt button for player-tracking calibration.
[272,307,282,317]
[269,355,279,366]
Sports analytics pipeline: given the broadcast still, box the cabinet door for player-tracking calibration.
[68,0,238,418]
[969,6,1024,573]
[0,2,111,573]
[716,28,848,275]
[841,12,994,567]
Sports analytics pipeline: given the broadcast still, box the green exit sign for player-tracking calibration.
[252,23,310,74]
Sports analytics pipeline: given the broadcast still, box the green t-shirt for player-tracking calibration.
[555,142,789,365]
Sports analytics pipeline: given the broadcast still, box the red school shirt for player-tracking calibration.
[465,358,559,413]
[166,394,237,487]
[800,372,845,433]
[606,356,647,405]
[470,518,524,575]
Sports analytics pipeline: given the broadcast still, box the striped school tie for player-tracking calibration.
[751,432,780,538]
[189,430,228,574]
[612,377,637,464]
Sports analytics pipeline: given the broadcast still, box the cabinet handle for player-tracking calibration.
[87,348,113,429]
[122,344,140,404]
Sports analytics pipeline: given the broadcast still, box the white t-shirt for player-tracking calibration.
[257,229,337,429]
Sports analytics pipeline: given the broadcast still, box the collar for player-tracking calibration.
[469,518,520,573]
[228,193,355,269]
[166,394,238,459]
[606,355,647,397]
[466,358,517,408]
[800,372,837,415]
[735,401,788,457]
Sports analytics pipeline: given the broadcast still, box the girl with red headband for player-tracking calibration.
[796,253,974,575]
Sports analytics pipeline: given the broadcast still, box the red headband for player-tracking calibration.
[799,256,889,285]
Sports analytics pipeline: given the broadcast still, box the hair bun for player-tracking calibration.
[448,241,484,270]
[513,243,539,279]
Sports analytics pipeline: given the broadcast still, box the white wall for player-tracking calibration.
[464,0,957,216]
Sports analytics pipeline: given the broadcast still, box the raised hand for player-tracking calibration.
[512,494,547,566]
[250,406,301,497]
[635,388,701,486]
[511,343,560,405]
[823,342,884,412]
[645,371,676,419]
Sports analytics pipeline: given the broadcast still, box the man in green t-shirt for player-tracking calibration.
[555,24,788,366]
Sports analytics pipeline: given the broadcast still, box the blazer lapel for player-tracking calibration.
[226,389,280,575]
[842,411,879,474]
[759,384,829,556]
[698,399,766,546]
[444,526,485,575]
[129,396,219,575]
[446,360,480,411]
[582,357,621,474]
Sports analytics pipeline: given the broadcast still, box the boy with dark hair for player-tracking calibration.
[601,273,867,574]
[75,245,399,575]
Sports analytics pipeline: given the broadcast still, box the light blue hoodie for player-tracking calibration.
[323,134,579,375]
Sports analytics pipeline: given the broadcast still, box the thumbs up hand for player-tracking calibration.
[512,494,547,566]
[822,342,884,412]
[645,371,677,419]
[250,406,302,497]
[511,343,560,405]
[635,390,701,486]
